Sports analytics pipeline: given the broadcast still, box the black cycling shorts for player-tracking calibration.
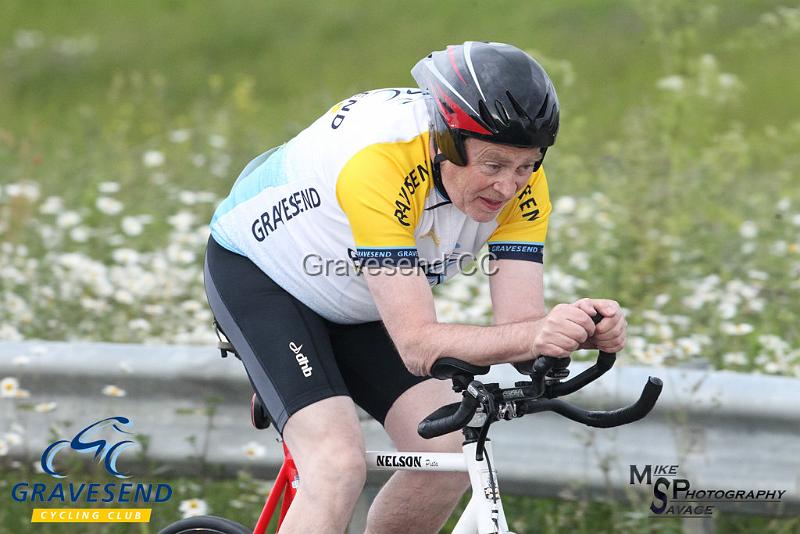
[203,236,429,434]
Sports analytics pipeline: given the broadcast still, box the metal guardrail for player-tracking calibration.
[1,341,798,522]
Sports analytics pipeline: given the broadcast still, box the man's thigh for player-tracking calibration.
[204,236,351,434]
[329,321,432,427]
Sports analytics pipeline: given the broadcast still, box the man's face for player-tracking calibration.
[439,138,543,223]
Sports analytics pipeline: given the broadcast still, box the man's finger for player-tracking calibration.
[572,298,596,316]
[566,309,596,337]
[595,299,620,318]
[594,318,625,340]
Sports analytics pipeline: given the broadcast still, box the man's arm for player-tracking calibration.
[364,267,542,375]
[489,259,546,324]
[364,263,595,376]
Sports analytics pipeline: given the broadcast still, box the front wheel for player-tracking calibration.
[158,515,252,534]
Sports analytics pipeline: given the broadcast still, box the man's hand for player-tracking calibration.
[572,298,627,353]
[532,304,596,358]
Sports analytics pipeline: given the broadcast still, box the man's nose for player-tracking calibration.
[492,176,517,199]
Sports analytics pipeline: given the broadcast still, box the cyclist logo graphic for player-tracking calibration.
[40,416,137,479]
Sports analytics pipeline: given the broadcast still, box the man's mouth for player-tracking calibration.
[479,197,504,211]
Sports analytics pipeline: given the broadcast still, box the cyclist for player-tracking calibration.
[204,41,626,534]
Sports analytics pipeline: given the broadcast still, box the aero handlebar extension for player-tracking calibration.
[418,346,663,439]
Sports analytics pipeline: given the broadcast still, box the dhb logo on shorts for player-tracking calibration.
[289,341,313,378]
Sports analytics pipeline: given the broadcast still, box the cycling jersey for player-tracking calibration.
[210,88,551,324]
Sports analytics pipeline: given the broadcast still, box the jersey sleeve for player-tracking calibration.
[335,143,428,268]
[487,167,552,263]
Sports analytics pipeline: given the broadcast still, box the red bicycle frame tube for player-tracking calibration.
[253,442,298,534]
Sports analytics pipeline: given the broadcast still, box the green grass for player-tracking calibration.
[2,0,799,165]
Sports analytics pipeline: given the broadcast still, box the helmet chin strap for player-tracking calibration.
[532,147,547,172]
[429,132,452,201]
[432,153,450,201]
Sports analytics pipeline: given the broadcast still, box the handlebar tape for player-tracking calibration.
[528,376,663,428]
[545,351,616,398]
[418,396,480,439]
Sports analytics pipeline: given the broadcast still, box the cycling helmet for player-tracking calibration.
[411,41,559,169]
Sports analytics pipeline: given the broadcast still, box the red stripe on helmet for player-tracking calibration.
[447,46,467,85]
[434,87,491,135]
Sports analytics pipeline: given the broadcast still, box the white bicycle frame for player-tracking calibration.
[365,440,514,534]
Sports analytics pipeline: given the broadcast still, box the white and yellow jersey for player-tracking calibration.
[210,88,551,323]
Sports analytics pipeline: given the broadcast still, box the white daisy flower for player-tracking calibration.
[554,196,576,214]
[56,211,81,227]
[112,248,140,265]
[656,75,685,92]
[1,377,20,398]
[102,385,127,398]
[169,129,191,143]
[4,432,22,446]
[128,319,151,331]
[721,323,754,336]
[168,212,196,232]
[98,181,121,194]
[179,498,208,518]
[243,441,267,460]
[739,221,758,239]
[208,134,227,149]
[143,150,165,168]
[121,216,144,236]
[96,197,124,215]
[34,402,58,413]
[39,196,64,214]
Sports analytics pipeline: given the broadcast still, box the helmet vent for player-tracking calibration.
[506,91,531,123]
[494,100,510,127]
[535,93,551,122]
[477,100,499,132]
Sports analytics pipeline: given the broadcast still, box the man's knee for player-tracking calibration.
[315,440,367,486]
[294,436,367,496]
[282,398,367,499]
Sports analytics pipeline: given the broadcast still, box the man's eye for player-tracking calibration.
[483,163,501,173]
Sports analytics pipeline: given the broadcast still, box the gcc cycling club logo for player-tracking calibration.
[11,416,172,524]
[41,416,136,478]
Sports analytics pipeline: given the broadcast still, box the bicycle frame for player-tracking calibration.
[254,442,299,534]
[253,440,512,534]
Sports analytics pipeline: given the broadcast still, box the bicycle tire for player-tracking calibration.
[158,515,252,534]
